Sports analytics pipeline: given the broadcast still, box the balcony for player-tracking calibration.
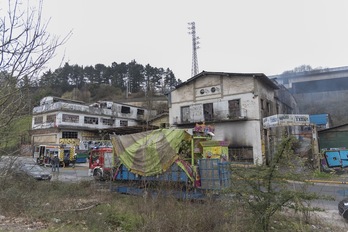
[173,108,247,125]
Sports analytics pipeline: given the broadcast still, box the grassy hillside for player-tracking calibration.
[0,115,31,154]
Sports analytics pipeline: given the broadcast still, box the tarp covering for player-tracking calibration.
[110,129,190,176]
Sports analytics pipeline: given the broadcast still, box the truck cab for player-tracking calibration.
[88,146,114,180]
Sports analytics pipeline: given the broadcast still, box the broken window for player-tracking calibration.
[121,106,131,114]
[62,114,79,123]
[228,99,240,119]
[120,120,128,126]
[260,99,264,110]
[102,118,115,126]
[203,103,214,121]
[137,109,144,115]
[181,106,190,123]
[34,116,43,124]
[84,116,98,124]
[46,114,56,123]
[229,147,253,163]
[267,102,271,114]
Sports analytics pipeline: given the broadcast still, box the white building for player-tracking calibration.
[168,71,297,165]
[31,96,152,148]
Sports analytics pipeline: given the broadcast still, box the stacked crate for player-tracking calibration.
[199,159,231,190]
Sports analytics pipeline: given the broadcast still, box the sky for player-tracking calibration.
[17,0,348,81]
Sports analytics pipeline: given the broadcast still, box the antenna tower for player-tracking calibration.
[188,22,200,77]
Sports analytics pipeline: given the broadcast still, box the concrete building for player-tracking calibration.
[30,96,153,148]
[271,66,348,126]
[168,71,298,165]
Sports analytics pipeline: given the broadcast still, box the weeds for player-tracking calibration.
[0,170,340,231]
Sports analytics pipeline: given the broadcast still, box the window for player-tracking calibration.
[62,114,79,123]
[203,103,214,121]
[120,120,128,126]
[62,131,78,139]
[266,102,271,114]
[228,99,240,119]
[229,147,253,163]
[260,99,264,110]
[121,106,130,114]
[181,106,190,123]
[102,118,115,126]
[84,116,99,124]
[46,114,56,123]
[137,109,144,115]
[34,116,43,124]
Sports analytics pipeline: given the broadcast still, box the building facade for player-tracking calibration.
[31,96,150,148]
[271,66,348,126]
[168,71,297,165]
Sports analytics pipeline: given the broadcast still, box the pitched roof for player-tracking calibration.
[176,71,279,90]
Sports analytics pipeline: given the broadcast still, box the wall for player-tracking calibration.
[169,75,260,124]
[214,121,263,164]
[295,90,348,126]
[319,125,348,150]
[169,74,267,164]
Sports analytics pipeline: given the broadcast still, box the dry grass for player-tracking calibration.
[0,177,343,231]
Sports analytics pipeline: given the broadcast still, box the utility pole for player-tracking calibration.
[188,22,200,77]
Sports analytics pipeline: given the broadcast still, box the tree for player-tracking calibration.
[0,0,70,149]
[230,136,327,231]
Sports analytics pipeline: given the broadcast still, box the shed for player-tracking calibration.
[318,123,348,150]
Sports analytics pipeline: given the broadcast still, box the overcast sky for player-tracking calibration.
[23,0,348,81]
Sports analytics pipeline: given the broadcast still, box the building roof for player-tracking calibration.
[148,113,169,122]
[175,71,279,90]
[318,123,348,133]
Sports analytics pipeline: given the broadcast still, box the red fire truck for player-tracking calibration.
[88,146,114,180]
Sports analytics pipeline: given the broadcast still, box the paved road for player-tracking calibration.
[14,156,93,182]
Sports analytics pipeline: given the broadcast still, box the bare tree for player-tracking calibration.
[0,0,71,130]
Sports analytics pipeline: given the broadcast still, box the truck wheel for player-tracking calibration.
[93,169,103,181]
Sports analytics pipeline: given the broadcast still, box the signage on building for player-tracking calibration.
[263,114,310,128]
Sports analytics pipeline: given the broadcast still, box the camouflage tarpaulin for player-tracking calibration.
[110,129,190,176]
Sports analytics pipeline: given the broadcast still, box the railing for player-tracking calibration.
[173,108,247,124]
[33,102,146,121]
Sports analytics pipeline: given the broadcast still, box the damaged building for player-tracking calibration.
[168,71,298,165]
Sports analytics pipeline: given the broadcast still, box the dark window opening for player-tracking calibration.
[34,116,43,124]
[228,99,241,119]
[84,116,98,124]
[46,114,56,123]
[120,120,128,126]
[229,147,253,163]
[260,99,264,110]
[63,114,79,123]
[62,131,78,139]
[203,103,214,121]
[121,106,131,114]
[101,118,115,126]
[267,102,271,114]
[181,106,190,123]
[137,109,144,115]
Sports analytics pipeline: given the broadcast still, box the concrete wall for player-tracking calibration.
[295,90,348,126]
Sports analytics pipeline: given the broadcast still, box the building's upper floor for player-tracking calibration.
[32,96,149,130]
[168,71,296,125]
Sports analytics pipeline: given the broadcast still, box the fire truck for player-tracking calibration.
[88,146,114,180]
[33,144,75,167]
